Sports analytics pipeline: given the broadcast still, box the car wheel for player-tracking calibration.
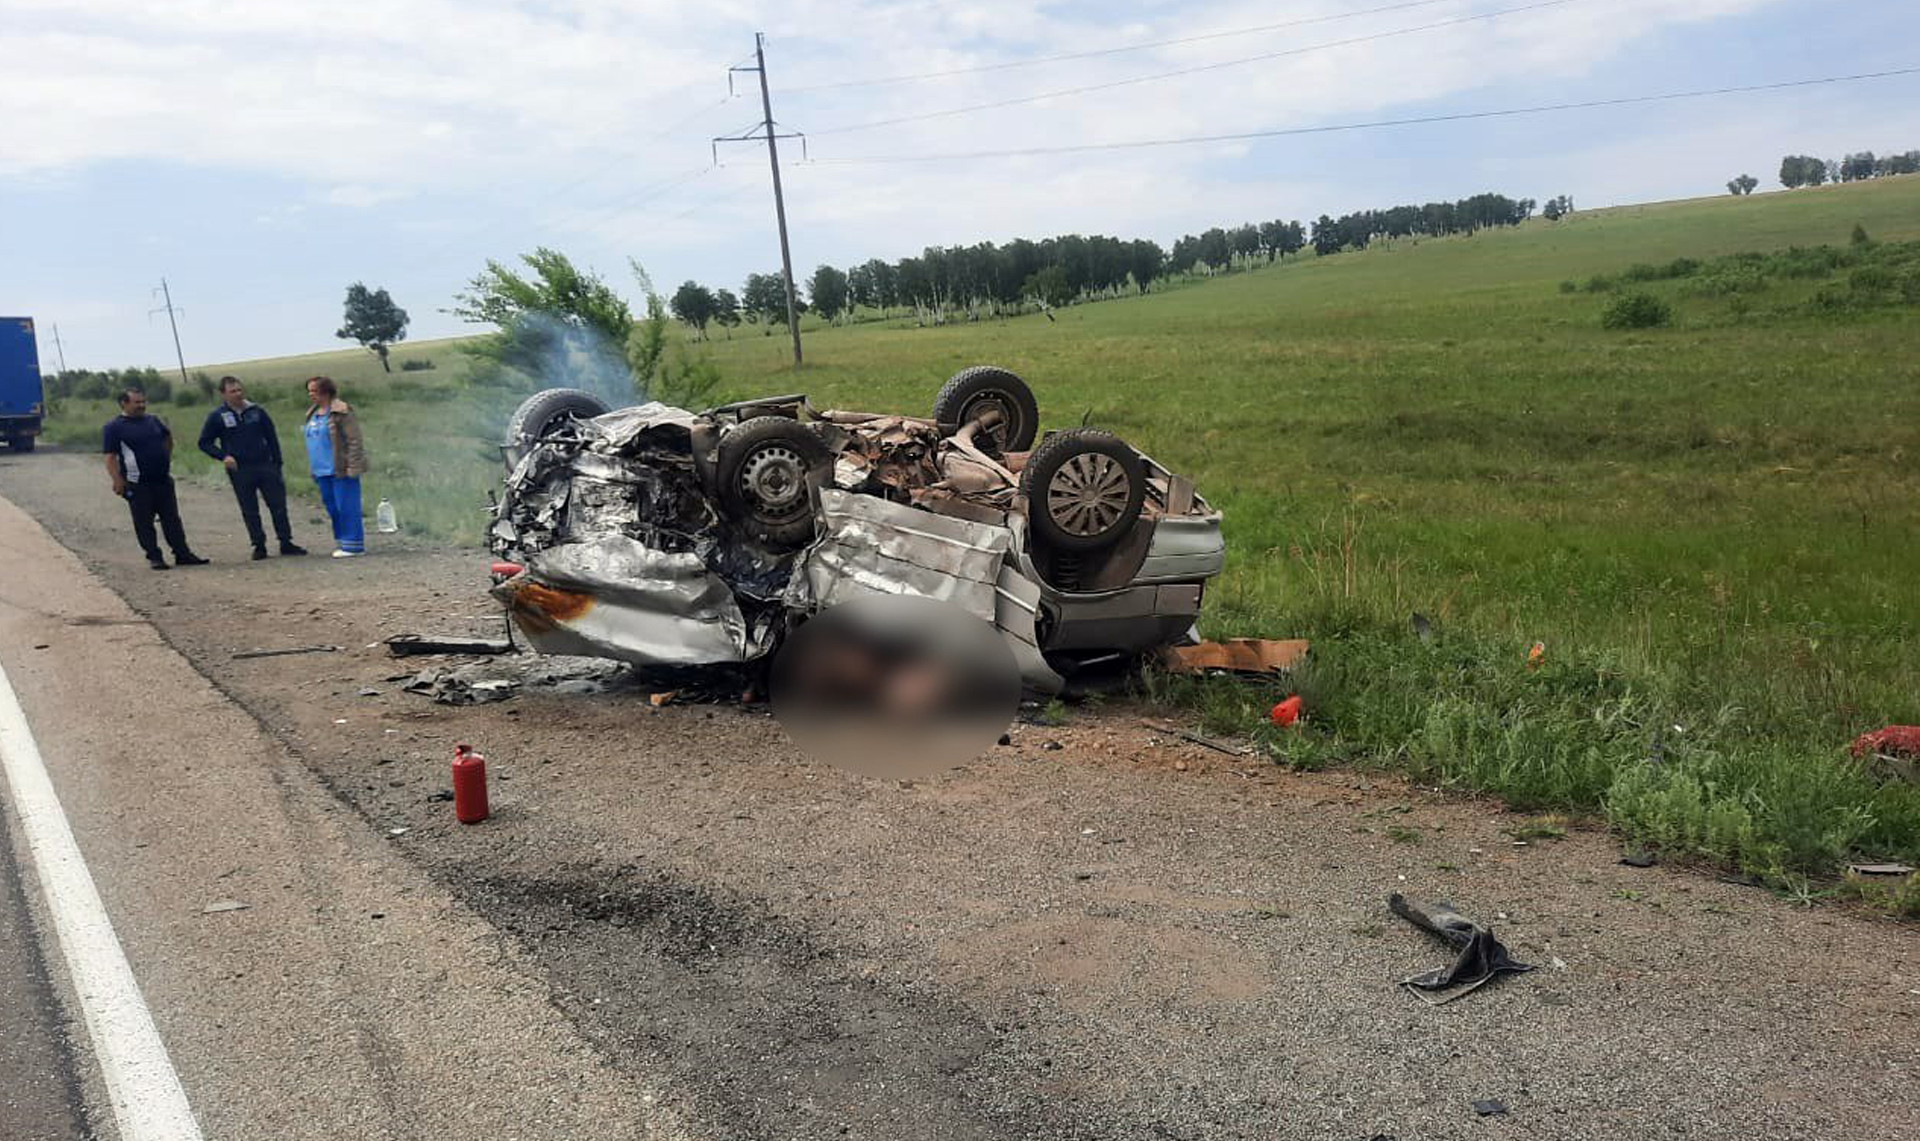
[932,366,1039,455]
[717,416,830,549]
[503,388,611,464]
[1020,428,1146,553]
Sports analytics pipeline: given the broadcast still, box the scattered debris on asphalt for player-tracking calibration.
[1158,638,1308,677]
[202,900,249,914]
[385,633,514,657]
[401,655,631,705]
[232,644,338,660]
[1388,892,1534,1005]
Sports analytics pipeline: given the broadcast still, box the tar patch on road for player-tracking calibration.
[0,802,94,1141]
[469,863,1088,1141]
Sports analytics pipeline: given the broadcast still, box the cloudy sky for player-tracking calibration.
[4,0,1918,370]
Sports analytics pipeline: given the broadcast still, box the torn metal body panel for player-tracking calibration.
[492,535,770,666]
[486,368,1226,694]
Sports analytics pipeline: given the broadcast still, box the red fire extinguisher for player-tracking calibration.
[452,743,489,824]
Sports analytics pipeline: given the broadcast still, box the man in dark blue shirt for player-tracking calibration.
[197,376,306,560]
[102,387,209,570]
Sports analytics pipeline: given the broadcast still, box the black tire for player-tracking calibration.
[503,388,611,460]
[1020,428,1146,553]
[9,435,34,452]
[932,366,1039,455]
[716,416,831,549]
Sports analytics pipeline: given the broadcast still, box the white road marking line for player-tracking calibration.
[0,657,204,1141]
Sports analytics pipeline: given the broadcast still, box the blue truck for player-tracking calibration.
[1,316,45,451]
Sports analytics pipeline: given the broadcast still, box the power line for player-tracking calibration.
[410,92,738,266]
[811,0,1586,137]
[800,67,1920,165]
[784,0,1466,94]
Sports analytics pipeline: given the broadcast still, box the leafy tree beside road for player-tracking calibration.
[670,281,718,338]
[336,283,409,371]
[807,265,850,324]
[1726,174,1758,196]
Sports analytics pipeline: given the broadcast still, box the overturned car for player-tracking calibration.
[485,367,1224,694]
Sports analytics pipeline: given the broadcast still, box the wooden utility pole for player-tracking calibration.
[724,34,805,366]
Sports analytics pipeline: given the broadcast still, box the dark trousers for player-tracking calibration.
[124,479,189,561]
[228,462,293,547]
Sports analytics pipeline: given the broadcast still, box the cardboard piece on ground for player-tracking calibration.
[1160,638,1309,676]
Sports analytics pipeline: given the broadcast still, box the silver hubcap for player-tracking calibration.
[1046,453,1130,537]
[740,444,808,520]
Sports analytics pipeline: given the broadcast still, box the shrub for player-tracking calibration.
[400,357,436,371]
[1850,265,1896,294]
[1558,280,1578,294]
[1621,262,1663,283]
[1851,222,1873,247]
[1808,286,1854,314]
[1601,292,1673,329]
[74,374,109,399]
[141,374,174,403]
[173,385,201,406]
[1683,267,1769,297]
[1585,274,1616,292]
[192,370,217,398]
[1663,257,1701,278]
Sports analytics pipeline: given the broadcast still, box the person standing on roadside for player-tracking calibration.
[102,387,211,570]
[198,376,308,561]
[302,375,368,558]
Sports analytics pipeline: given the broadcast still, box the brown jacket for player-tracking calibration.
[307,400,368,477]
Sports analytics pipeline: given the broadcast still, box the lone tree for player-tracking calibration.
[1726,173,1758,196]
[336,283,409,371]
[808,265,850,324]
[670,281,717,338]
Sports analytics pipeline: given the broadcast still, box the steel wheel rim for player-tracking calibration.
[740,443,808,520]
[1045,453,1129,536]
[961,392,1015,450]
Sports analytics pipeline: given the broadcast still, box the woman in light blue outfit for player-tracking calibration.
[303,376,368,557]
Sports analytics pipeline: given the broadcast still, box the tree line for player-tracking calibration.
[665,190,1559,336]
[1774,148,1920,190]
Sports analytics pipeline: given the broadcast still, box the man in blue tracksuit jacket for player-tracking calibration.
[197,376,307,560]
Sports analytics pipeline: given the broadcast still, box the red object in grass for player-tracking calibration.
[1526,641,1546,669]
[452,743,489,824]
[1850,725,1920,759]
[1269,695,1303,727]
[489,561,524,578]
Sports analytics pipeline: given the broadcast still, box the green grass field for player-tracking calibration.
[45,176,1920,898]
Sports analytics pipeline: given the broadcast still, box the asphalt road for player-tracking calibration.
[0,465,687,1140]
[2,446,1918,1141]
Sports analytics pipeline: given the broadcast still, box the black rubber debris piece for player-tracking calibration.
[1388,893,1533,1005]
[1471,1099,1508,1116]
[1621,849,1658,868]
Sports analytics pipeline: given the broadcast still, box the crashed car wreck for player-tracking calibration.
[485,366,1225,695]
